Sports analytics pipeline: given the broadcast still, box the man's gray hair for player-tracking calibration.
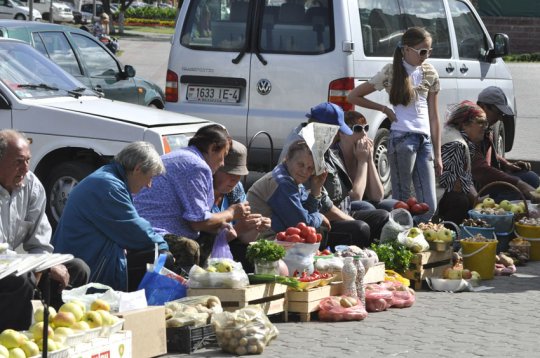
[115,141,165,176]
[0,130,27,160]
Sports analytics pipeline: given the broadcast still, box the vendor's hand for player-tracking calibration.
[48,264,70,290]
[230,201,251,220]
[512,161,532,172]
[353,138,371,162]
[236,213,264,232]
[225,225,238,242]
[310,170,328,192]
[257,217,272,232]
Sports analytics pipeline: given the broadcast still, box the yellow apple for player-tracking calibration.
[36,338,58,352]
[59,302,84,321]
[20,340,39,358]
[71,321,90,332]
[34,306,57,323]
[81,311,102,328]
[0,330,26,349]
[90,299,110,312]
[7,348,25,358]
[68,300,87,314]
[53,327,74,338]
[52,311,76,328]
[0,345,9,357]
[30,322,54,342]
[95,310,114,326]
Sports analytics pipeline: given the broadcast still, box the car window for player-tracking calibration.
[258,0,334,54]
[358,0,402,57]
[181,0,248,51]
[71,33,119,76]
[448,0,488,59]
[32,32,83,76]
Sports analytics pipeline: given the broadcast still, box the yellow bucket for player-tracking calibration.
[515,223,540,260]
[460,240,498,280]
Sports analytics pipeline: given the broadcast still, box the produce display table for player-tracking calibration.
[188,283,287,319]
[364,262,386,284]
[285,282,342,322]
[404,249,453,290]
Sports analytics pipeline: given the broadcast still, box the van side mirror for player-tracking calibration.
[488,33,509,60]
[123,65,136,78]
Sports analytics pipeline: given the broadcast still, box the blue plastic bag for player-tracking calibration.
[210,227,234,260]
[138,254,187,305]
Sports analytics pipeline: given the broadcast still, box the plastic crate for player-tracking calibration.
[166,324,217,353]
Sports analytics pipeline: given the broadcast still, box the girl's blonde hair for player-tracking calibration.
[390,27,432,106]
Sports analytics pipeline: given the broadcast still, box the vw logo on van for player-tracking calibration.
[256,79,272,95]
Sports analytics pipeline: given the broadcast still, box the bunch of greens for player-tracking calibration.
[370,241,414,274]
[248,274,300,290]
[246,239,286,263]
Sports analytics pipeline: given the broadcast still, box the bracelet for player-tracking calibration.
[311,193,322,200]
[381,105,387,113]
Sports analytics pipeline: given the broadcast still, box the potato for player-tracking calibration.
[238,337,248,346]
[235,346,247,355]
[247,345,258,354]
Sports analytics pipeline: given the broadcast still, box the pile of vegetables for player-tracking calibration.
[276,223,322,243]
[246,239,286,263]
[370,241,414,274]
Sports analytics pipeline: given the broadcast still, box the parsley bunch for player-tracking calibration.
[370,241,414,274]
[246,239,286,263]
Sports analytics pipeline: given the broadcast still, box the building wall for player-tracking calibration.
[481,17,540,54]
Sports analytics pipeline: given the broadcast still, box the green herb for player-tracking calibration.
[248,274,300,290]
[246,239,286,263]
[370,241,414,274]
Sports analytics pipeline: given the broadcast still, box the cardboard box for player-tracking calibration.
[70,331,132,358]
[114,306,166,358]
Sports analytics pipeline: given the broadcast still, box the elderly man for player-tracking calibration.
[0,130,89,331]
[53,141,172,292]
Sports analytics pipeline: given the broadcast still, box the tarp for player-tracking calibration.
[478,0,540,17]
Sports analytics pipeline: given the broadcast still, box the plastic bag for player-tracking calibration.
[365,284,394,312]
[397,229,430,253]
[61,282,120,312]
[379,281,416,308]
[188,258,249,288]
[212,305,279,355]
[210,227,234,260]
[380,209,414,243]
[318,296,368,322]
[277,242,320,275]
[138,254,188,305]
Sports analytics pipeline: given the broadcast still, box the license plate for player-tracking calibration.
[186,85,240,103]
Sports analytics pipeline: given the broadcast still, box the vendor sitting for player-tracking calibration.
[212,140,271,271]
[53,141,172,292]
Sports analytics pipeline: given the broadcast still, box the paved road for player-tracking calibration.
[165,261,540,358]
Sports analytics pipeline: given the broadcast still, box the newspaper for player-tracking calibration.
[298,122,339,175]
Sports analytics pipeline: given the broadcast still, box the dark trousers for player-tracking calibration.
[436,191,471,225]
[126,250,175,292]
[0,273,35,331]
[327,219,371,249]
[351,209,390,241]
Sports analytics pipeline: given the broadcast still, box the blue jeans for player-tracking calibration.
[388,130,436,223]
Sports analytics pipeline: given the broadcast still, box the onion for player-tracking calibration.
[277,259,289,276]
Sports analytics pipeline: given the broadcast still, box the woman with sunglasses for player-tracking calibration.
[437,101,487,224]
[347,27,441,223]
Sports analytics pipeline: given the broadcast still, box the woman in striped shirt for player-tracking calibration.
[437,101,488,224]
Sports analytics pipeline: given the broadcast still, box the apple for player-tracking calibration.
[30,322,54,342]
[410,203,425,215]
[36,338,58,352]
[437,228,453,243]
[68,300,87,314]
[482,197,496,208]
[461,269,472,279]
[20,340,39,358]
[419,202,429,212]
[0,330,26,349]
[53,327,74,338]
[71,321,91,332]
[536,186,540,194]
[82,311,103,328]
[393,201,410,211]
[59,302,84,321]
[407,227,422,238]
[406,197,418,208]
[474,203,484,210]
[471,271,481,280]
[0,345,8,358]
[442,267,451,279]
[511,205,524,214]
[90,299,110,312]
[34,306,57,323]
[499,200,512,211]
[95,310,115,326]
[423,229,438,242]
[7,348,25,358]
[52,311,76,328]
[448,268,462,280]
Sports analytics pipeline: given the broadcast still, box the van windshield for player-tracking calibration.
[180,0,334,54]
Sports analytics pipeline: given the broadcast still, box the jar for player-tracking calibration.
[254,260,279,275]
[353,256,366,306]
[341,257,357,297]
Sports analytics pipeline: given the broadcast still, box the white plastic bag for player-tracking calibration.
[278,242,319,275]
[397,229,430,253]
[188,258,249,288]
[380,209,414,243]
[61,282,121,312]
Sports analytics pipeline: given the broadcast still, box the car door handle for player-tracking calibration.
[460,64,469,74]
[445,63,455,73]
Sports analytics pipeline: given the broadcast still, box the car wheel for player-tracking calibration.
[374,127,392,197]
[494,121,506,158]
[45,161,95,228]
[14,14,26,20]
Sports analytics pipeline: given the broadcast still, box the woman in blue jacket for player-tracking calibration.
[53,142,170,291]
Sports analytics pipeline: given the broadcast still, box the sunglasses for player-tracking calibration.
[351,124,369,133]
[409,47,432,57]
[475,120,488,129]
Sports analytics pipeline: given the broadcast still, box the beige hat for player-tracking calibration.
[220,140,249,176]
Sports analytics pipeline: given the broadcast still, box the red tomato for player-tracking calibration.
[285,227,301,236]
[410,203,424,215]
[419,202,430,212]
[393,201,410,211]
[305,233,317,244]
[406,197,418,208]
[321,249,332,256]
[287,234,303,242]
[316,233,322,243]
[300,226,311,239]
[276,231,287,241]
[309,226,317,235]
[296,222,307,231]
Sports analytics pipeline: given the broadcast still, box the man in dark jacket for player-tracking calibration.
[473,86,539,200]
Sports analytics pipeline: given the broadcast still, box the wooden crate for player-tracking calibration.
[364,262,385,284]
[188,284,287,318]
[404,249,453,290]
[285,282,342,322]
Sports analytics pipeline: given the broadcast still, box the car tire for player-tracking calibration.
[374,127,392,197]
[494,121,506,158]
[44,161,95,228]
[14,14,26,20]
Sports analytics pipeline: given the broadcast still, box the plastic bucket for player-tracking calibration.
[468,210,514,234]
[459,225,495,240]
[460,240,498,280]
[514,223,540,260]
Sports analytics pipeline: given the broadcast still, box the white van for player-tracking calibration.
[18,0,74,22]
[165,0,515,193]
[0,0,41,20]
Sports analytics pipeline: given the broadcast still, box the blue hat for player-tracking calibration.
[306,102,352,135]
